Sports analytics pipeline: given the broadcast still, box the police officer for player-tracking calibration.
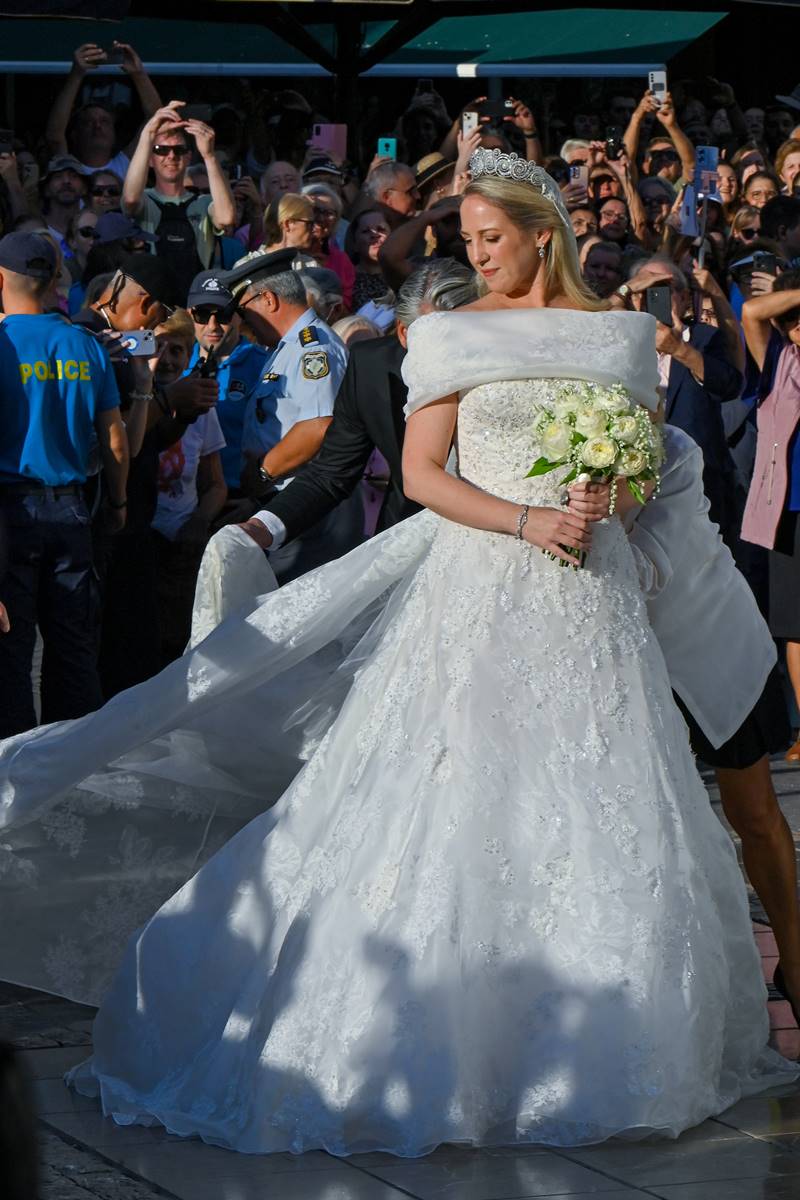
[0,232,127,736]
[220,248,359,581]
[184,269,271,503]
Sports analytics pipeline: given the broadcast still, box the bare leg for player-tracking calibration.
[717,755,800,1010]
[786,641,800,759]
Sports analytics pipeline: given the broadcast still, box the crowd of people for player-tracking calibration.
[2,40,800,757]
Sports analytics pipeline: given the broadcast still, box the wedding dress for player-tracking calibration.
[1,309,795,1154]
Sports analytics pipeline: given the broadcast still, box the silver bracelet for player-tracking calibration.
[128,390,153,403]
[515,504,530,540]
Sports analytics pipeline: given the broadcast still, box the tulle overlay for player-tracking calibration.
[2,374,796,1154]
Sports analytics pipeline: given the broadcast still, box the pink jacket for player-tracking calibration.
[742,343,800,549]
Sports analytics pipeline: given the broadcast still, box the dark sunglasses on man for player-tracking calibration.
[76,224,100,240]
[153,144,191,158]
[191,304,237,325]
[91,184,121,198]
[650,149,680,167]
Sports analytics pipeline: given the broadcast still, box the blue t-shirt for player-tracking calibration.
[0,312,120,485]
[186,338,271,488]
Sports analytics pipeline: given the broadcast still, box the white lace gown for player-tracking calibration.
[1,310,795,1154]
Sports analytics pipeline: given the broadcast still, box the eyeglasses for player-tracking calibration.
[153,144,191,158]
[191,304,236,325]
[650,150,680,164]
[288,217,314,228]
[91,185,121,197]
[77,225,99,239]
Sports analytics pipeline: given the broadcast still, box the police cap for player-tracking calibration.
[0,232,57,281]
[219,248,308,300]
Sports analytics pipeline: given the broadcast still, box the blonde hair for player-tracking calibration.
[464,175,608,311]
[263,192,314,246]
[155,307,195,353]
[775,139,800,180]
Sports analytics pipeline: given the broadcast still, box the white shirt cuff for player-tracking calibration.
[253,509,287,551]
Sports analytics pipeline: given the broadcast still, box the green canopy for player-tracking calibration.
[361,9,726,76]
[0,15,329,74]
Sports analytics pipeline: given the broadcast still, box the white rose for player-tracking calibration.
[610,415,638,444]
[595,389,630,414]
[615,447,647,476]
[540,420,572,461]
[574,407,608,438]
[553,394,580,419]
[581,437,617,470]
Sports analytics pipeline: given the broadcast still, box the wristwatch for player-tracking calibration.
[258,464,278,489]
[616,283,632,300]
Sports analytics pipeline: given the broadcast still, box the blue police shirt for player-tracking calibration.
[186,338,271,488]
[0,313,120,485]
[241,309,347,484]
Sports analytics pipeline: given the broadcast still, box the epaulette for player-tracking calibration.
[298,326,320,347]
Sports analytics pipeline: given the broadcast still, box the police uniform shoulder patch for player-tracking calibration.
[299,326,320,347]
[262,372,281,383]
[302,349,329,380]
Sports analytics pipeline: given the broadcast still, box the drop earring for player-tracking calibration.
[538,244,545,259]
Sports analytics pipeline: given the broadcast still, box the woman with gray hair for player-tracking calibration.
[302,182,355,308]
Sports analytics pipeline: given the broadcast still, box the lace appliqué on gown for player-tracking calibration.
[57,377,797,1154]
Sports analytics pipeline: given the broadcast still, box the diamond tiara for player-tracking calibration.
[469,148,573,232]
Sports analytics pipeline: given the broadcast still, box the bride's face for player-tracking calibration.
[460,195,542,296]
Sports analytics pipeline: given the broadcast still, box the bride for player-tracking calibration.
[1,149,797,1154]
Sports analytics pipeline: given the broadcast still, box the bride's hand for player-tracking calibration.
[566,480,611,521]
[521,506,592,566]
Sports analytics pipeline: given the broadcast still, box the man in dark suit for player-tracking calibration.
[627,258,743,546]
[239,259,479,555]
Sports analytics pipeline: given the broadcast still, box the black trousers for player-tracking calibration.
[0,489,102,737]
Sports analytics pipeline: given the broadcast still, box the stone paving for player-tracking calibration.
[4,758,800,1200]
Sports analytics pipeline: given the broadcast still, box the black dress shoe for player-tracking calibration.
[773,962,800,1028]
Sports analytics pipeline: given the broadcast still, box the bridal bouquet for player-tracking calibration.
[527,381,664,565]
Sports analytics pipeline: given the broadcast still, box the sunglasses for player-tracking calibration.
[738,226,758,240]
[91,185,121,197]
[191,304,236,325]
[77,225,99,239]
[153,144,191,158]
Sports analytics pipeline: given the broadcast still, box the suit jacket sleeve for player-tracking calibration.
[264,349,374,543]
[695,325,742,403]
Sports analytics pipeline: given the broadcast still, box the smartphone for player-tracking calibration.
[570,163,589,190]
[0,128,14,156]
[183,104,213,124]
[462,111,480,137]
[416,78,434,93]
[645,285,673,326]
[752,250,778,276]
[649,70,668,102]
[377,136,397,161]
[605,126,624,161]
[119,330,157,357]
[199,347,218,379]
[480,98,507,121]
[105,46,124,65]
[311,123,347,162]
[228,164,244,181]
